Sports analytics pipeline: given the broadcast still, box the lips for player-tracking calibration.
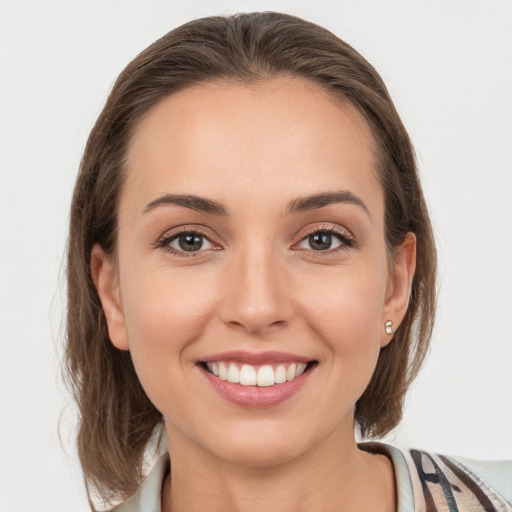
[197,351,317,407]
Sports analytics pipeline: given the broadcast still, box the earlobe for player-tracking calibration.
[381,232,417,347]
[90,244,130,351]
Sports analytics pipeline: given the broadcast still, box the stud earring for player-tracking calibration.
[385,320,393,335]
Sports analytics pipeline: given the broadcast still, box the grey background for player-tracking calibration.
[1,1,511,510]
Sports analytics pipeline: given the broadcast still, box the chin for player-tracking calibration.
[201,418,330,469]
[215,438,303,468]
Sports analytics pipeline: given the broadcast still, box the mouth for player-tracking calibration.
[199,360,317,387]
[196,351,318,406]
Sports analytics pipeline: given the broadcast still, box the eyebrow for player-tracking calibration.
[286,190,370,218]
[143,190,370,218]
[143,194,228,216]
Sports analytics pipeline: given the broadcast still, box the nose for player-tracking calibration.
[218,245,295,336]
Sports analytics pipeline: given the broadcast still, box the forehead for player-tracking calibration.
[122,77,382,218]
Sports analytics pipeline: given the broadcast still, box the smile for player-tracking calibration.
[204,361,309,387]
[198,353,317,407]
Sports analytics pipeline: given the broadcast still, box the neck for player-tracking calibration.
[162,424,396,512]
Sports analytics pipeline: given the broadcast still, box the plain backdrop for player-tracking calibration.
[1,0,511,510]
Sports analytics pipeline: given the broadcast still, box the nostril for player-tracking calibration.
[226,320,251,333]
[225,318,288,336]
[218,277,295,334]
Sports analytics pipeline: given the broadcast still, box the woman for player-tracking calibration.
[66,12,512,512]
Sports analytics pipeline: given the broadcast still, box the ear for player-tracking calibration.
[381,232,416,347]
[90,244,129,351]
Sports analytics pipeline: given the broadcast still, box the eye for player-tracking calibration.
[160,231,216,254]
[296,230,353,252]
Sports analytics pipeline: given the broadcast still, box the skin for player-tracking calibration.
[92,77,416,512]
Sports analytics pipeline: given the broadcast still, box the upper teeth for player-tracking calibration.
[205,362,308,387]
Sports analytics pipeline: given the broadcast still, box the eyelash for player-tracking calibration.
[293,224,356,254]
[154,224,356,258]
[154,226,219,258]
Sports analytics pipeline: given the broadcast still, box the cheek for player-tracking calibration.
[298,263,387,365]
[303,269,385,334]
[119,265,220,407]
[122,265,219,341]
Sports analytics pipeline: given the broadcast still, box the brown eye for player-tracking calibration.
[168,232,214,252]
[297,230,353,252]
[308,232,334,251]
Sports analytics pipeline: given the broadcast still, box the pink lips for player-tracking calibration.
[198,351,315,408]
[201,350,312,365]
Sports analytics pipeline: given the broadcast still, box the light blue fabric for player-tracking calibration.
[455,456,512,505]
[111,453,169,512]
[367,443,415,512]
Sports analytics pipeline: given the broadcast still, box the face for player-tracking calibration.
[93,77,415,468]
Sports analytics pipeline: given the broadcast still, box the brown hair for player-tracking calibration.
[66,11,436,506]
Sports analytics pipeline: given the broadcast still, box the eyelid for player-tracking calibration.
[153,224,222,256]
[168,233,215,252]
[152,222,355,257]
[292,222,356,251]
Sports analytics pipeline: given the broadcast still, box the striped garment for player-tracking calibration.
[112,443,512,511]
[365,443,512,511]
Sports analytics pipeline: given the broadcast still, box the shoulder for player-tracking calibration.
[111,446,511,511]
[361,442,512,511]
[406,448,512,511]
[110,453,170,512]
